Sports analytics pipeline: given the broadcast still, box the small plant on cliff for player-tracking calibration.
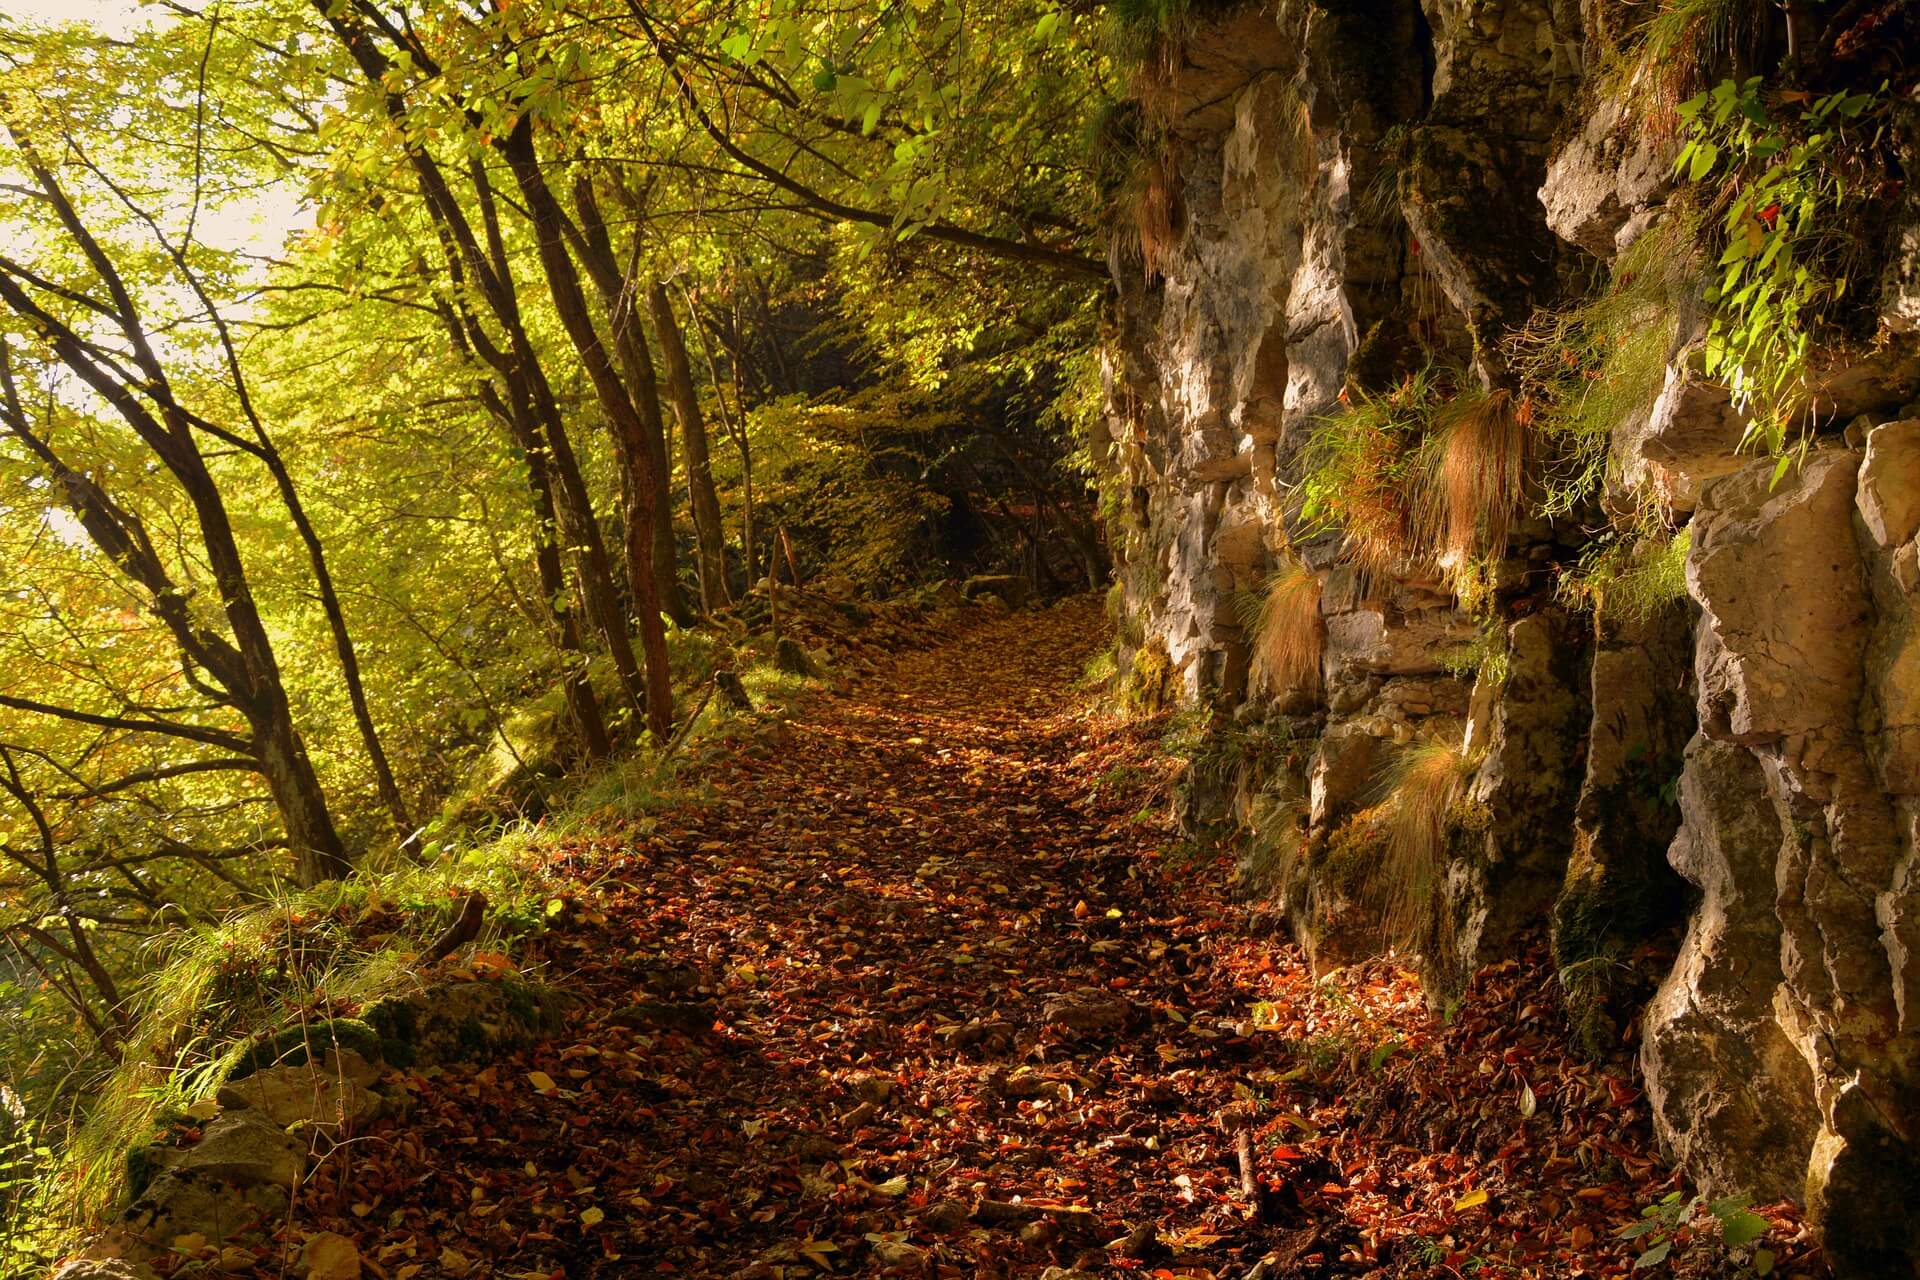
[1673,75,1890,464]
[1619,1189,1773,1271]
[1559,529,1693,623]
[1243,787,1309,895]
[1372,738,1481,951]
[1299,367,1449,583]
[1602,0,1767,121]
[1509,221,1695,519]
[1418,387,1531,565]
[1237,560,1324,697]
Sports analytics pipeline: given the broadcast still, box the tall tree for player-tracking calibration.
[649,279,732,609]
[0,145,350,885]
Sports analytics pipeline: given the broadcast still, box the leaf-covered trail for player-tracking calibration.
[281,601,1808,1279]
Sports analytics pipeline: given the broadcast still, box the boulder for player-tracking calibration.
[1428,610,1590,1000]
[1539,96,1676,258]
[1857,419,1920,551]
[1640,736,1818,1200]
[1623,364,1750,513]
[1686,449,1920,1276]
[772,637,822,678]
[52,1262,160,1280]
[1553,594,1693,1053]
[160,1110,304,1190]
[361,979,571,1068]
[1880,215,1920,337]
[215,1053,384,1132]
[960,574,1032,608]
[119,1170,290,1259]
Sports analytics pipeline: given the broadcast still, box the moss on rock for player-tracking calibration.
[228,1018,385,1082]
[1124,638,1177,715]
[361,979,572,1068]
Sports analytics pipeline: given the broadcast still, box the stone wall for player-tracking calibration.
[1101,1,1920,1273]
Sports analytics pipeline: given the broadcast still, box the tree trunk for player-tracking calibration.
[568,175,691,626]
[477,380,612,761]
[499,119,674,739]
[649,281,731,611]
[171,457,352,886]
[263,451,412,833]
[689,284,756,589]
[254,709,352,887]
[316,9,652,724]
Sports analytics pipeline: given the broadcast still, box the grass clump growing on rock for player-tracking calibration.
[1508,223,1693,519]
[1300,368,1448,585]
[1559,529,1692,624]
[44,807,606,1234]
[1371,739,1482,952]
[1420,387,1531,564]
[1237,561,1324,697]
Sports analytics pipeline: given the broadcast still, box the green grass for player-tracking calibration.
[1299,368,1452,585]
[1559,528,1692,624]
[1509,217,1698,520]
[1597,0,1765,121]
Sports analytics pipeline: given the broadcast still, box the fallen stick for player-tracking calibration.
[418,891,487,968]
[656,677,718,769]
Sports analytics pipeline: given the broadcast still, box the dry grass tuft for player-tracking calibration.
[1132,154,1181,281]
[1421,388,1529,564]
[1373,738,1480,951]
[1240,561,1323,696]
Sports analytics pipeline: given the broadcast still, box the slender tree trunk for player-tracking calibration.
[477,380,612,761]
[164,441,352,887]
[567,176,691,625]
[691,285,757,587]
[265,456,412,833]
[499,120,673,738]
[316,8,651,723]
[649,281,731,611]
[255,710,351,886]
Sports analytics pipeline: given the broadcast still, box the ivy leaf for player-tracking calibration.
[1633,1240,1672,1269]
[1719,1209,1769,1248]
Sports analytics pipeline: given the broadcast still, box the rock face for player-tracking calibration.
[1100,0,1920,1271]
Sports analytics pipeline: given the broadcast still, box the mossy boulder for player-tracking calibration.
[227,1018,385,1083]
[361,979,572,1068]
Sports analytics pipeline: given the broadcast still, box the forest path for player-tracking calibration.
[284,600,1723,1280]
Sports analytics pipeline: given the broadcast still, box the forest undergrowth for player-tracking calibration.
[110,601,1816,1280]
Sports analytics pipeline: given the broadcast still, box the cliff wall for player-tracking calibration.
[1098,3,1920,1273]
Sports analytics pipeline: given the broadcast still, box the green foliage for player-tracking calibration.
[1597,0,1765,116]
[1441,616,1511,686]
[1509,222,1695,518]
[1619,1189,1773,1271]
[1559,530,1693,623]
[1674,76,1889,458]
[732,389,952,589]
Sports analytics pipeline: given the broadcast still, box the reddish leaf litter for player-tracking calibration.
[214,600,1819,1279]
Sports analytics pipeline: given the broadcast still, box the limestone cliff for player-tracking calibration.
[1097,2,1920,1273]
